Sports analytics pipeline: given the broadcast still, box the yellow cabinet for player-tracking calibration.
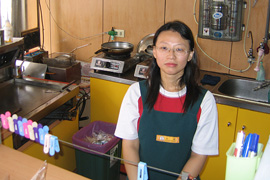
[201,104,237,180]
[236,108,270,147]
[22,116,79,171]
[90,77,270,179]
[90,77,130,124]
[201,105,270,180]
[1,133,13,148]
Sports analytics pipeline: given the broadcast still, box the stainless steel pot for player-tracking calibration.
[137,33,154,56]
[95,41,134,55]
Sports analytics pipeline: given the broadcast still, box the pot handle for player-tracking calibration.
[94,48,108,54]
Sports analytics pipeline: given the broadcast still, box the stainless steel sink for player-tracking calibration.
[218,79,269,103]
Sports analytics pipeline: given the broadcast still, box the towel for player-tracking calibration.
[200,74,221,86]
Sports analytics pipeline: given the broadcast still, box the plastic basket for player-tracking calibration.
[72,121,121,180]
[72,120,119,155]
[225,142,263,180]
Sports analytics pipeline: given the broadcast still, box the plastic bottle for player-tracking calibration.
[256,61,265,81]
[4,19,13,43]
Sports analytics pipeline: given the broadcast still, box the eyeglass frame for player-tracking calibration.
[154,45,191,56]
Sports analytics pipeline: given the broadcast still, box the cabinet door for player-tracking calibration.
[201,104,237,180]
[90,77,130,124]
[236,108,270,147]
[22,115,79,171]
[1,134,13,148]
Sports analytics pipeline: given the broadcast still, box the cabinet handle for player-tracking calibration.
[227,122,231,126]
[242,125,246,130]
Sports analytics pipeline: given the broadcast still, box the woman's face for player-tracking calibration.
[153,30,194,79]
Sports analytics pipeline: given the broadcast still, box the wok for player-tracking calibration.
[95,41,134,55]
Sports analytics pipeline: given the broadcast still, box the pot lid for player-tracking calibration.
[136,33,154,56]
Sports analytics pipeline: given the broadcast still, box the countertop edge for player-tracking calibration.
[90,71,137,85]
[1,79,80,140]
[0,144,90,180]
[213,93,270,113]
[90,70,270,114]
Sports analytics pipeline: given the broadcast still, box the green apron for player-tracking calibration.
[138,80,206,180]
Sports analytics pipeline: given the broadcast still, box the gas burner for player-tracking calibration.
[104,53,131,60]
[91,53,140,74]
[134,56,152,79]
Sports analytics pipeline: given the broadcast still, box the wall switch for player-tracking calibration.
[115,29,125,37]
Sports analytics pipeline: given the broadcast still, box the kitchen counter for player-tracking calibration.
[0,77,79,142]
[0,37,24,54]
[90,68,270,114]
[89,68,138,85]
[0,144,90,180]
[0,77,79,120]
[90,67,270,180]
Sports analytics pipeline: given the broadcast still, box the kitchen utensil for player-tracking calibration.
[145,45,153,55]
[95,41,134,55]
[42,52,81,83]
[15,60,47,79]
[44,61,81,83]
[137,33,154,56]
[43,52,75,68]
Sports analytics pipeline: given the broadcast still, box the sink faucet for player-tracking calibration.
[253,81,270,91]
[15,59,25,79]
[247,31,255,63]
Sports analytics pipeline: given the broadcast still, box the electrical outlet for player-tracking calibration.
[115,29,125,37]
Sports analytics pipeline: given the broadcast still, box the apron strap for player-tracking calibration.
[139,80,207,114]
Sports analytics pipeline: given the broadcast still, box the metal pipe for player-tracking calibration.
[264,0,270,43]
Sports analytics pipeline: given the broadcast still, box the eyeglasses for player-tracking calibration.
[155,45,190,56]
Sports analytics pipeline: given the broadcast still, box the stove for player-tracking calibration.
[91,53,140,74]
[134,54,152,79]
[134,33,154,79]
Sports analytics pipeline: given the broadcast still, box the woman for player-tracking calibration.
[115,21,218,180]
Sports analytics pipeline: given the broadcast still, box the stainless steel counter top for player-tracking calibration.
[90,69,270,114]
[1,39,81,142]
[0,77,79,140]
[0,38,24,54]
[199,71,270,114]
[0,77,79,120]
